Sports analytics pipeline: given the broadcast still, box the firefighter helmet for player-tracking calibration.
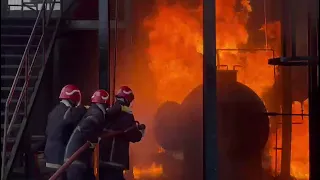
[91,89,110,105]
[115,86,134,104]
[59,84,81,106]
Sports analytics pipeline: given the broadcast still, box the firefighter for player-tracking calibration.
[99,86,146,180]
[64,89,124,180]
[44,84,86,179]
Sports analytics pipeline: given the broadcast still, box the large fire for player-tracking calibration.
[140,0,309,179]
[144,0,276,103]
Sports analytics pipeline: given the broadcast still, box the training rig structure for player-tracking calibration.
[268,0,319,179]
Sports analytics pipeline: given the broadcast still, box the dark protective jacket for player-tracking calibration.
[64,103,122,166]
[99,101,143,170]
[44,100,87,168]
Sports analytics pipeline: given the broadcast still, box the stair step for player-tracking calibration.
[1,65,41,75]
[1,112,25,118]
[1,135,46,144]
[0,97,28,111]
[1,75,38,88]
[1,76,38,79]
[1,137,16,143]
[1,17,57,26]
[1,87,34,91]
[1,124,21,129]
[1,135,46,141]
[1,124,21,137]
[1,87,34,101]
[0,76,38,82]
[1,112,25,125]
[1,34,41,45]
[1,91,34,100]
[1,99,18,103]
[1,25,42,35]
[1,25,38,29]
[1,54,41,58]
[1,64,41,68]
[1,34,41,38]
[1,44,38,54]
[1,54,43,65]
[1,18,37,26]
[1,44,37,48]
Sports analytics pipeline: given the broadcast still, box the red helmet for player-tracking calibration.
[91,89,110,105]
[115,86,134,104]
[59,84,81,105]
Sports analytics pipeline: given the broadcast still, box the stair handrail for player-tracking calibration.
[1,1,61,179]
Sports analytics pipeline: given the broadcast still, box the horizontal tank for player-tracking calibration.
[153,70,270,180]
[153,101,185,150]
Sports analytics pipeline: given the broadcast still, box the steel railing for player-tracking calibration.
[4,0,61,17]
[1,1,62,179]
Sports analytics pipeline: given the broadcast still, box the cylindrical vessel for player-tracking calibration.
[153,70,270,180]
[153,101,184,151]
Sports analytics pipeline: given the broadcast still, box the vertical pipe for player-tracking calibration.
[272,49,281,175]
[203,0,218,180]
[308,0,320,179]
[112,0,119,104]
[98,0,110,92]
[216,50,220,67]
[53,39,61,105]
[280,0,292,178]
[124,0,132,69]
[1,0,8,17]
[60,0,63,16]
[22,0,24,17]
[43,3,46,66]
[291,0,296,57]
[263,0,268,49]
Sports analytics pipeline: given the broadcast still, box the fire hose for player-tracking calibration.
[49,122,145,180]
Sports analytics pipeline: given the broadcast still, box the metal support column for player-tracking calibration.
[1,0,8,17]
[308,0,319,179]
[280,0,293,177]
[53,38,61,104]
[99,0,111,91]
[203,0,218,180]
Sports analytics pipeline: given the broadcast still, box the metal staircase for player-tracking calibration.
[1,1,62,179]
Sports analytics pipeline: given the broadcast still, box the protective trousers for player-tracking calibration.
[99,166,125,180]
[66,163,95,180]
[45,168,66,180]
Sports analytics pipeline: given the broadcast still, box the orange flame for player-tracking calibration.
[158,146,166,153]
[142,0,309,179]
[133,162,164,179]
[144,0,275,104]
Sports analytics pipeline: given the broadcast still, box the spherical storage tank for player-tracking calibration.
[153,70,270,179]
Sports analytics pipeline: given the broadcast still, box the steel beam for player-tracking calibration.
[67,20,127,30]
[203,0,218,179]
[99,0,111,91]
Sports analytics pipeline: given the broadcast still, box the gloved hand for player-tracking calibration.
[138,124,146,137]
[140,128,146,137]
[121,105,132,114]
